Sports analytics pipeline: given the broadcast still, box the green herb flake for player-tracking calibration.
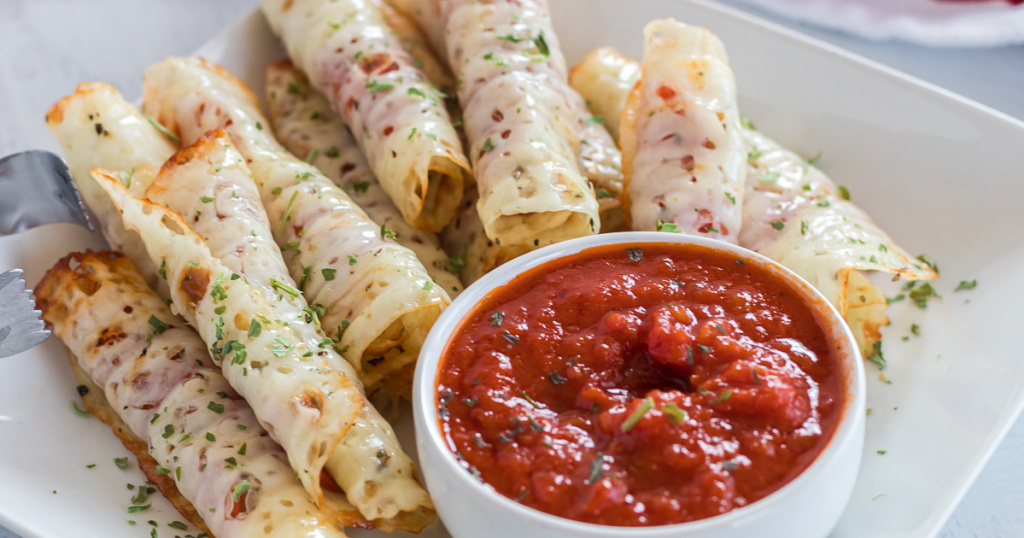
[348,254,359,266]
[147,116,180,142]
[199,195,214,204]
[955,279,977,292]
[771,220,785,231]
[366,80,395,93]
[71,400,91,417]
[231,480,252,502]
[759,171,780,183]
[838,185,851,200]
[585,116,606,126]
[127,504,151,514]
[114,457,129,469]
[208,401,225,414]
[247,319,262,339]
[866,341,886,370]
[911,323,921,337]
[595,188,615,199]
[662,402,688,424]
[621,397,654,432]
[270,277,301,298]
[148,315,170,335]
[586,452,605,484]
[168,521,189,531]
[276,189,301,236]
[490,311,504,327]
[709,390,733,405]
[481,138,495,152]
[656,220,681,233]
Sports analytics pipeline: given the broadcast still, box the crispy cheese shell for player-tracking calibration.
[45,82,176,293]
[620,19,746,240]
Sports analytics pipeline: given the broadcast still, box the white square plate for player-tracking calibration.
[2,1,1024,537]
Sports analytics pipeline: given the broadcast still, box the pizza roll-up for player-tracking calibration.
[45,82,177,291]
[94,173,434,531]
[740,129,938,356]
[440,0,609,246]
[568,46,642,143]
[144,57,448,402]
[265,60,464,297]
[146,129,293,289]
[260,0,470,233]
[620,19,746,241]
[35,251,356,537]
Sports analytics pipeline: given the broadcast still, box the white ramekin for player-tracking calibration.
[414,231,866,538]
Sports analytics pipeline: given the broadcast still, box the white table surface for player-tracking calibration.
[1,0,1021,536]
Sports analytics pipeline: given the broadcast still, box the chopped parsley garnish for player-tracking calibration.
[423,280,434,291]
[910,323,921,336]
[771,220,785,230]
[147,116,180,142]
[127,504,151,514]
[206,432,216,442]
[916,253,939,274]
[148,315,169,335]
[533,31,550,57]
[759,171,780,183]
[594,188,615,199]
[697,344,712,354]
[447,243,468,274]
[71,400,91,417]
[747,145,761,164]
[238,442,247,455]
[207,401,225,414]
[154,465,170,475]
[305,148,320,165]
[246,319,262,339]
[586,452,605,484]
[114,457,128,469]
[709,390,733,405]
[168,521,189,531]
[520,391,542,409]
[407,87,426,98]
[807,150,823,165]
[955,279,977,292]
[740,116,756,130]
[725,191,737,205]
[620,397,654,432]
[547,371,568,385]
[481,137,495,152]
[366,80,395,93]
[662,403,688,424]
[585,116,606,126]
[231,480,252,502]
[321,268,337,281]
[348,254,359,266]
[352,180,371,193]
[277,189,300,236]
[656,220,681,233]
[381,223,397,240]
[906,281,941,309]
[162,424,174,439]
[199,195,214,204]
[270,277,301,298]
[837,185,851,200]
[866,341,886,370]
[497,33,523,43]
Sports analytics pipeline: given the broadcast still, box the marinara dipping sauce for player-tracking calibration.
[435,242,844,526]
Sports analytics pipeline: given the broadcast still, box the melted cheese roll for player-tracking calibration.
[621,19,746,240]
[36,251,357,538]
[260,0,470,232]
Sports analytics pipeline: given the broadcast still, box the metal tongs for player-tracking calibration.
[0,150,92,358]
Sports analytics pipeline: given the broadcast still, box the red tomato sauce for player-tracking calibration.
[436,243,844,526]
